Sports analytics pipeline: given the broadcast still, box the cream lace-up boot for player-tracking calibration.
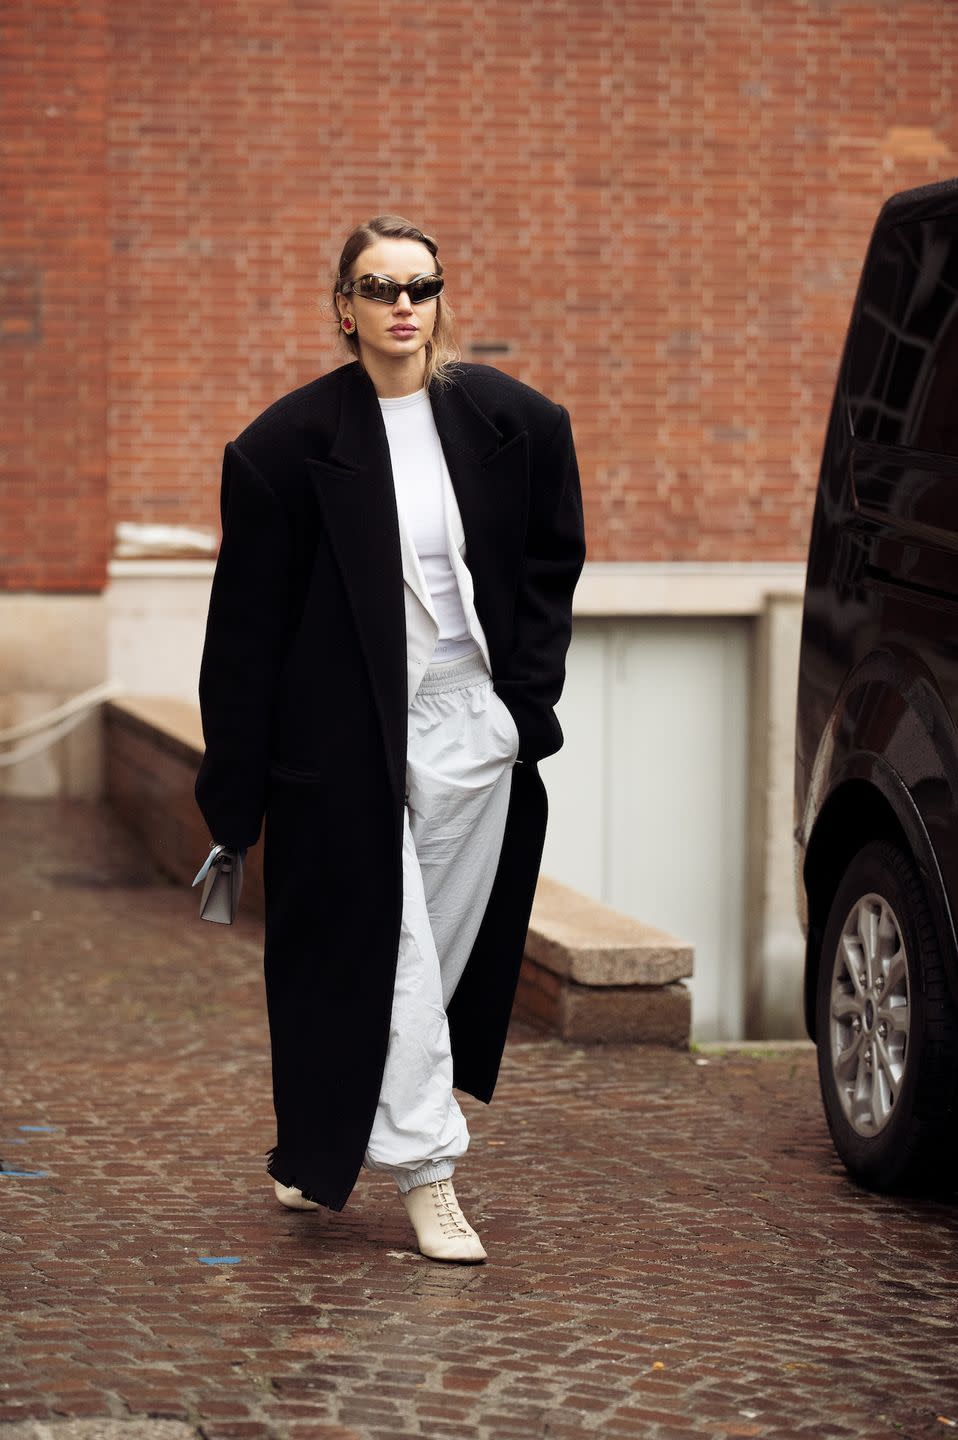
[400,1176,487,1263]
[273,1179,321,1211]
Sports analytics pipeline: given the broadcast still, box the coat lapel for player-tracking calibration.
[430,378,530,651]
[304,365,408,801]
[304,363,530,796]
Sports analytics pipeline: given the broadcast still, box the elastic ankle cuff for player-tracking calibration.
[395,1160,456,1194]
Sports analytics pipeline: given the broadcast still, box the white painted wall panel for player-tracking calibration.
[541,618,751,1041]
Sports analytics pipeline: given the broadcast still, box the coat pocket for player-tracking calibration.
[490,689,521,765]
[268,760,329,784]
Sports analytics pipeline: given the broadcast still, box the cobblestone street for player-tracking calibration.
[1,798,957,1440]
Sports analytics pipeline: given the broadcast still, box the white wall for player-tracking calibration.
[0,594,107,797]
[107,562,214,701]
[541,617,751,1042]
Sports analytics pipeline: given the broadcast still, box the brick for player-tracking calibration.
[6,3,955,592]
[3,619,958,1423]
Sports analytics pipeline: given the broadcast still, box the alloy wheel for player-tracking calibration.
[828,891,910,1137]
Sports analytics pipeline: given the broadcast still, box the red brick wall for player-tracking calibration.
[4,1,957,590]
[1,0,110,591]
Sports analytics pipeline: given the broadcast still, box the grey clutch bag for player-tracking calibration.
[191,843,245,924]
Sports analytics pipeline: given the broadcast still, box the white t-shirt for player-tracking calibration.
[378,388,478,662]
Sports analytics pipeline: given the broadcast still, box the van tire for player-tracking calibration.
[815,839,958,1193]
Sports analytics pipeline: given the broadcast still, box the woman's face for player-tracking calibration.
[336,237,440,375]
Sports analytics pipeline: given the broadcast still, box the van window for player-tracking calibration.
[848,213,958,460]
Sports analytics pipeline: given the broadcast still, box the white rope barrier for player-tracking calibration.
[0,680,125,769]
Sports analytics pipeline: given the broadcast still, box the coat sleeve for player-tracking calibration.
[495,404,586,762]
[194,441,292,850]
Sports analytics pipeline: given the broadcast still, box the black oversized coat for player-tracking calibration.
[194,359,586,1210]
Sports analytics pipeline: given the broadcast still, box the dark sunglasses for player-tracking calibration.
[340,272,444,305]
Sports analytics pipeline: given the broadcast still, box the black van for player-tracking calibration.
[795,177,958,1193]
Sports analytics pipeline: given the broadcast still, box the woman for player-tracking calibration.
[194,215,585,1264]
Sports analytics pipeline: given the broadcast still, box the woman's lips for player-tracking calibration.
[389,326,417,337]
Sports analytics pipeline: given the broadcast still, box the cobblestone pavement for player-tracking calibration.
[1,798,957,1440]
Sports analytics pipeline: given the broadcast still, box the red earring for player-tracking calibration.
[341,314,356,335]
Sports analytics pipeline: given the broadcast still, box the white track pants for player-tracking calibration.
[362,650,520,1193]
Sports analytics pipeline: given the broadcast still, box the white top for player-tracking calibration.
[378,388,479,662]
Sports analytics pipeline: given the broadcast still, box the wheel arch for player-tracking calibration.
[803,755,958,1040]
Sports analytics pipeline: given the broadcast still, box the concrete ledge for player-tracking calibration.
[517,875,693,1044]
[105,693,204,764]
[103,695,692,1046]
[526,875,693,985]
[515,968,692,1045]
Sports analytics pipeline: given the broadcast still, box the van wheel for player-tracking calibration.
[815,839,958,1193]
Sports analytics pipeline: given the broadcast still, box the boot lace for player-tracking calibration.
[431,1178,472,1237]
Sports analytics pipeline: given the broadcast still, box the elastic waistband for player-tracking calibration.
[417,650,491,695]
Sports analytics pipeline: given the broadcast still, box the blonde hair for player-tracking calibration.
[332,215,461,389]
